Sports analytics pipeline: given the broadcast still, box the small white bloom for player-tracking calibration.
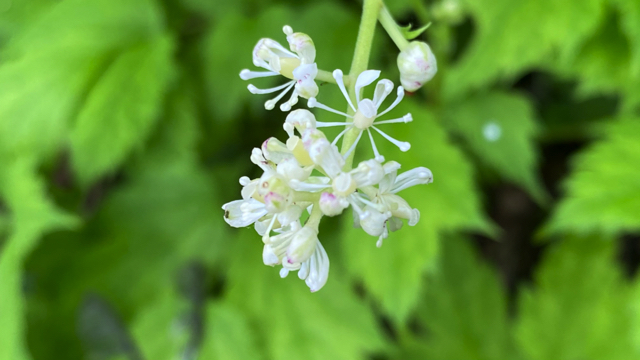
[280,241,330,292]
[307,69,412,162]
[397,41,437,92]
[240,26,319,111]
[222,198,268,228]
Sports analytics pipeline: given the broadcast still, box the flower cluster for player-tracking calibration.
[225,24,435,292]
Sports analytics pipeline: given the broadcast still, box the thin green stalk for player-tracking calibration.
[340,0,382,169]
[378,5,409,51]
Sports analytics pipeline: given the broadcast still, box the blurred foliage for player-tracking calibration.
[0,0,638,359]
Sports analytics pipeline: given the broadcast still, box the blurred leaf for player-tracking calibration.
[342,99,492,323]
[130,288,190,360]
[515,237,635,360]
[198,302,263,360]
[226,229,386,360]
[446,0,605,98]
[413,236,515,360]
[399,23,431,40]
[546,118,640,235]
[444,91,546,202]
[71,33,175,185]
[0,157,78,360]
[0,0,165,161]
[613,0,640,78]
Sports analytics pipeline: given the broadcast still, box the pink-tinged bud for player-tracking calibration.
[319,192,349,217]
[397,41,437,92]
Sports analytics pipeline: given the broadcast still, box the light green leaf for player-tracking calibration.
[446,0,605,98]
[0,0,165,160]
[546,118,640,235]
[70,33,175,184]
[342,99,492,323]
[515,237,635,360]
[0,157,78,360]
[226,229,386,360]
[613,0,640,78]
[131,289,190,360]
[414,236,515,360]
[444,91,546,202]
[199,302,264,360]
[399,22,431,40]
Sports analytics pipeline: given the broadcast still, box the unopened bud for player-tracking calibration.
[397,41,437,92]
[319,192,349,217]
[286,226,318,263]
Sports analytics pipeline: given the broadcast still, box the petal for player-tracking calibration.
[355,70,381,103]
[222,199,268,228]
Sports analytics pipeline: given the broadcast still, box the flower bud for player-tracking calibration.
[397,41,437,92]
[262,137,293,164]
[286,226,319,263]
[319,192,349,217]
[284,109,317,137]
[332,173,357,197]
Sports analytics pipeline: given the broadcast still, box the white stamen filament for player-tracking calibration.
[332,69,356,111]
[248,81,293,94]
[371,126,411,152]
[240,69,279,80]
[372,113,412,125]
[315,121,352,127]
[308,98,352,118]
[262,215,279,242]
[366,129,385,162]
[279,89,299,111]
[376,86,405,118]
[288,179,331,192]
[332,126,352,146]
[264,82,296,110]
[343,130,363,159]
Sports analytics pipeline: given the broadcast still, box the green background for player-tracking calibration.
[1,0,640,359]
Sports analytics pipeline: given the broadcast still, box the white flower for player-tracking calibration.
[307,69,412,162]
[397,41,437,92]
[240,26,319,111]
[356,161,434,247]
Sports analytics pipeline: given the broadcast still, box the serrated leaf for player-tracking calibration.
[130,289,190,360]
[446,0,605,98]
[226,229,386,360]
[515,237,635,360]
[70,33,175,184]
[413,236,515,360]
[0,157,78,360]
[342,99,492,323]
[0,0,165,161]
[546,118,640,236]
[444,91,546,202]
[198,302,264,360]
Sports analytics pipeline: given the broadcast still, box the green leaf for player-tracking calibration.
[226,229,386,360]
[0,158,78,360]
[130,289,190,360]
[0,0,165,161]
[399,22,431,40]
[446,0,606,98]
[546,118,640,235]
[613,0,640,79]
[70,33,175,184]
[444,91,546,202]
[515,237,635,360]
[341,100,492,323]
[414,236,515,360]
[199,302,264,360]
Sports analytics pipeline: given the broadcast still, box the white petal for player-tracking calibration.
[222,199,268,228]
[391,167,433,193]
[355,70,381,103]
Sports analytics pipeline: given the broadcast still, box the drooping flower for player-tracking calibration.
[240,26,319,111]
[307,69,412,162]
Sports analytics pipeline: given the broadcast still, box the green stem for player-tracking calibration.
[378,5,409,51]
[340,0,381,169]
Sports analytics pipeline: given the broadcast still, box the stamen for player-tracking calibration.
[372,79,394,109]
[307,98,352,118]
[351,193,385,212]
[372,113,412,125]
[239,176,251,186]
[262,215,279,243]
[283,25,293,35]
[332,69,356,111]
[279,89,299,111]
[377,86,405,118]
[264,82,296,110]
[280,268,290,278]
[331,126,352,146]
[248,81,294,94]
[263,39,298,58]
[240,69,279,80]
[315,121,352,128]
[354,70,381,103]
[348,197,365,218]
[289,179,331,192]
[343,130,363,159]
[367,128,385,162]
[371,126,411,152]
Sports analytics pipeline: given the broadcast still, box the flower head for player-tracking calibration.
[240,26,319,111]
[307,69,412,162]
